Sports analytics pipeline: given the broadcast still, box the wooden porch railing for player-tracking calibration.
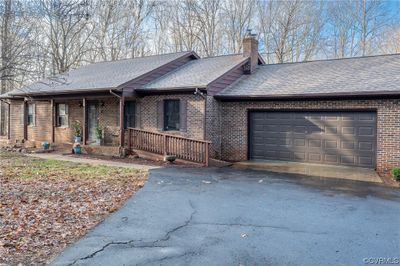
[127,128,211,166]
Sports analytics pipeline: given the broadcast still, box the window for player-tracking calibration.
[124,101,135,129]
[164,100,180,131]
[27,103,35,126]
[56,103,69,127]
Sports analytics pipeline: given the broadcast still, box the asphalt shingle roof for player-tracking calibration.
[142,54,248,90]
[4,51,192,97]
[218,54,400,98]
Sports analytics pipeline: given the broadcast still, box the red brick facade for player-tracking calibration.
[138,93,206,140]
[7,95,400,174]
[218,99,400,174]
[8,93,206,145]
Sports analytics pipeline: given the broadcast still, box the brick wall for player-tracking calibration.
[54,100,83,144]
[27,101,52,143]
[55,98,120,145]
[205,96,222,158]
[219,99,400,174]
[9,100,24,142]
[8,98,121,146]
[98,98,120,145]
[138,93,206,140]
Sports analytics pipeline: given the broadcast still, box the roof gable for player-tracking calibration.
[140,54,248,91]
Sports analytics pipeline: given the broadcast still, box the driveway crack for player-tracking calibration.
[68,200,196,265]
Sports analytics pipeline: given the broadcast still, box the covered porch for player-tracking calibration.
[25,91,210,165]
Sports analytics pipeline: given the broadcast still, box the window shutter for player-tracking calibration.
[157,100,164,131]
[135,101,141,128]
[33,104,36,126]
[180,99,187,132]
[65,104,69,126]
[21,103,25,125]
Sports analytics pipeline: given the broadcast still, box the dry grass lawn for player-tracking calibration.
[0,151,147,265]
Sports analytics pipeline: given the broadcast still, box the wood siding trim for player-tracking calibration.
[207,59,249,96]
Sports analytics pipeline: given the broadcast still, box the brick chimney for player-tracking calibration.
[243,29,259,74]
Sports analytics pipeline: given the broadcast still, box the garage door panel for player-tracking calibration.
[308,153,322,162]
[325,140,339,149]
[341,141,356,150]
[308,139,322,148]
[358,113,375,121]
[249,111,376,168]
[324,154,339,163]
[359,141,374,151]
[325,126,338,134]
[358,126,374,136]
[342,114,356,121]
[359,156,374,166]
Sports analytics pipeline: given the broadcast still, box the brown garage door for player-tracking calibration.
[249,111,377,168]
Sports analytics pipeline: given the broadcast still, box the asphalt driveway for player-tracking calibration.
[52,167,400,266]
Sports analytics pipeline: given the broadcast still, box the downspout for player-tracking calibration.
[0,99,10,140]
[109,89,121,99]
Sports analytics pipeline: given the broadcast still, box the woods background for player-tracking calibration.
[0,0,399,135]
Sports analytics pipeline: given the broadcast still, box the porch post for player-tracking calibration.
[119,96,125,148]
[50,99,55,143]
[7,102,10,140]
[82,98,86,145]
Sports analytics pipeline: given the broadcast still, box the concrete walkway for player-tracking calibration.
[233,160,383,183]
[27,153,161,171]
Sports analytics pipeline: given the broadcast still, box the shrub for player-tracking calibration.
[72,120,81,137]
[391,167,400,181]
[95,125,103,139]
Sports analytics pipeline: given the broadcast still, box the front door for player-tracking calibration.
[87,101,99,143]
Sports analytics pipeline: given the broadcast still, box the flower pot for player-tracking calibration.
[73,146,81,154]
[164,154,177,163]
[74,136,81,143]
[42,141,50,150]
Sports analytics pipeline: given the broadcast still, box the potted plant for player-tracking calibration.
[164,154,177,163]
[95,125,103,145]
[72,120,82,143]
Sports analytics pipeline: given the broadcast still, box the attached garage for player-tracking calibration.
[215,54,400,174]
[249,111,377,168]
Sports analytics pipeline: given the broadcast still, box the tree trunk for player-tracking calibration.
[0,0,12,136]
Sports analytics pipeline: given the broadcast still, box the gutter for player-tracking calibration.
[214,91,400,101]
[109,89,122,98]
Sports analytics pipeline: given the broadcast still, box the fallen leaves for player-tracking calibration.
[0,151,147,265]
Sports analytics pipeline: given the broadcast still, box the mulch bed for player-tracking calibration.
[0,151,147,265]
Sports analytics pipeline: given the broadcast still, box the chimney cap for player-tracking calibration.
[245,29,257,38]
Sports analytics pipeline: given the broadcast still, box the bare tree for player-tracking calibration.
[0,0,39,135]
[40,0,94,74]
[193,0,222,56]
[326,0,358,58]
[222,0,255,54]
[89,0,155,62]
[379,25,400,54]
[257,0,324,63]
[355,0,388,56]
